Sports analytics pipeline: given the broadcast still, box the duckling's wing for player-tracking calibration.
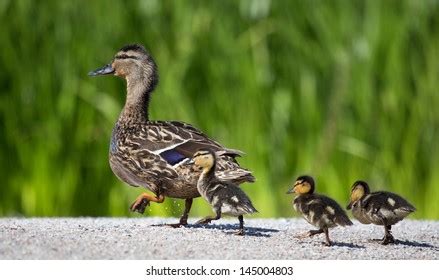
[315,195,353,227]
[214,183,258,214]
[363,192,416,222]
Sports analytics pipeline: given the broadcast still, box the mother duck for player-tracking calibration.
[89,44,254,227]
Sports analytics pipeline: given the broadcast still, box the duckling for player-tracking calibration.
[287,175,353,246]
[89,44,254,227]
[190,149,257,235]
[347,180,416,245]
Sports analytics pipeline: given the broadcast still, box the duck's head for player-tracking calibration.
[191,149,216,172]
[88,44,158,89]
[286,175,315,195]
[347,180,370,210]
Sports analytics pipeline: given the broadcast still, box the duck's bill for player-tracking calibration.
[88,64,114,76]
[346,202,353,210]
[286,186,296,194]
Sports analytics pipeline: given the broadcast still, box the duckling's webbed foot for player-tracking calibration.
[323,228,332,246]
[234,215,245,236]
[295,229,324,239]
[235,229,245,236]
[196,210,221,225]
[381,225,395,245]
[381,235,395,245]
[196,217,214,224]
[129,193,164,214]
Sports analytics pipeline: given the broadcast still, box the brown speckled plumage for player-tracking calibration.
[109,120,254,199]
[89,44,254,225]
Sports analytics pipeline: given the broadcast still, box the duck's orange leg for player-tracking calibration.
[130,192,165,214]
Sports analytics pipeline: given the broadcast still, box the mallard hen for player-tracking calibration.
[89,44,255,226]
[190,149,257,235]
[287,175,352,246]
[347,180,416,244]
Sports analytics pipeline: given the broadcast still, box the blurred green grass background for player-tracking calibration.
[1,0,438,219]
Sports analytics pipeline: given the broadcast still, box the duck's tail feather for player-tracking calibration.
[216,169,255,184]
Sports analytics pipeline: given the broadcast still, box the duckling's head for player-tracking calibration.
[192,149,216,173]
[89,44,158,90]
[286,175,315,195]
[347,180,370,210]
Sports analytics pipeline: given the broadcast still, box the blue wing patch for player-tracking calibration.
[160,149,186,165]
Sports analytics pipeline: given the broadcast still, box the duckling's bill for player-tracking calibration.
[286,186,296,194]
[88,63,115,76]
[286,179,301,194]
[286,180,311,194]
[182,158,194,165]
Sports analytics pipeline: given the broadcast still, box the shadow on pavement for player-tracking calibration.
[330,241,365,249]
[395,239,438,250]
[165,223,280,237]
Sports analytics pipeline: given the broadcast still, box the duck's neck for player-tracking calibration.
[118,76,153,124]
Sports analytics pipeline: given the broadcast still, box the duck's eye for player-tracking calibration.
[115,54,138,60]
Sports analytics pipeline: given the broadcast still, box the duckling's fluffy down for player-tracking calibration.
[352,191,415,226]
[294,194,352,229]
[203,183,258,217]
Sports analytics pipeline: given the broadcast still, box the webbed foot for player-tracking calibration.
[129,197,150,214]
[196,217,212,225]
[234,229,245,236]
[129,193,164,214]
[295,229,324,239]
[164,217,188,228]
[381,234,395,245]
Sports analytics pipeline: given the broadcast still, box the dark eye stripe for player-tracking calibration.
[115,54,138,60]
[194,151,210,157]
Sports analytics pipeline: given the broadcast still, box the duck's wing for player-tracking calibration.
[113,120,254,186]
[139,121,243,165]
[109,146,181,192]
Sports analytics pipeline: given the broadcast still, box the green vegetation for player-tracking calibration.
[1,0,438,219]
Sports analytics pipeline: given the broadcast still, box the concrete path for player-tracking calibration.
[0,218,437,259]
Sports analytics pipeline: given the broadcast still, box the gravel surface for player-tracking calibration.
[0,218,437,259]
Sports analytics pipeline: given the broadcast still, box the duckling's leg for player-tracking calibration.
[323,228,332,246]
[381,225,395,245]
[167,198,193,228]
[130,193,165,214]
[235,215,245,236]
[295,229,324,239]
[196,209,221,225]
